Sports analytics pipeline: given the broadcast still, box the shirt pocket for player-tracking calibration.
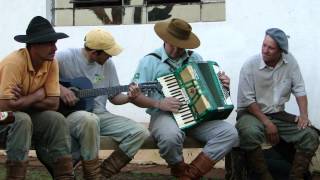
[278,78,292,97]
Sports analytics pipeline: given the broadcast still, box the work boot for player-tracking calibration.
[53,155,74,180]
[6,160,28,180]
[246,147,273,180]
[182,152,215,180]
[101,148,131,179]
[82,157,101,180]
[289,151,313,180]
[170,160,188,178]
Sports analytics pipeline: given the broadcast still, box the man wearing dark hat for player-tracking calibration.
[0,16,74,179]
[236,28,319,179]
[131,18,239,179]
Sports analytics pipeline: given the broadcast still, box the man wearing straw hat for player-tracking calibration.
[0,16,74,179]
[131,18,239,179]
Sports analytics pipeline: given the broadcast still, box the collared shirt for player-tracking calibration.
[0,48,60,99]
[132,46,203,115]
[237,53,306,113]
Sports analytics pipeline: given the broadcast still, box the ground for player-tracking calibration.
[0,155,225,180]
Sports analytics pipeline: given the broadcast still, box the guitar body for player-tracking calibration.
[59,77,95,115]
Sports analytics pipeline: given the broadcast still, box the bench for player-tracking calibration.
[100,135,204,150]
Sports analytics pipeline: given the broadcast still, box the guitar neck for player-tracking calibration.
[77,85,130,98]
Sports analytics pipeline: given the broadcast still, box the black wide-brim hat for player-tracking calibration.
[14,16,68,43]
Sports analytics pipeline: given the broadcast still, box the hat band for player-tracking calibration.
[27,28,56,37]
[167,23,190,40]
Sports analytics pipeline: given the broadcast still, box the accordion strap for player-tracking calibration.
[147,50,193,71]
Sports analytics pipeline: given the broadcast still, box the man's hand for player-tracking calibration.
[218,71,230,89]
[295,115,311,129]
[11,84,23,100]
[128,82,141,102]
[60,85,78,106]
[34,88,46,102]
[264,120,279,145]
[157,97,181,113]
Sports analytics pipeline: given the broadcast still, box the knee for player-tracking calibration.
[227,126,239,147]
[302,128,319,152]
[137,125,150,140]
[238,125,262,141]
[80,113,99,126]
[45,111,68,126]
[13,112,32,132]
[157,131,184,148]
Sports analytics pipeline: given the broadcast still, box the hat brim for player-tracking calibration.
[154,22,200,49]
[103,43,123,56]
[14,32,69,43]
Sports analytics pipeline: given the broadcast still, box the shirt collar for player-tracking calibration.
[23,48,48,75]
[259,53,288,70]
[159,45,188,63]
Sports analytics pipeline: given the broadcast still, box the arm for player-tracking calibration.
[237,61,279,144]
[131,94,180,113]
[60,84,78,106]
[31,96,59,111]
[0,87,45,111]
[248,102,279,145]
[295,95,310,129]
[109,83,141,105]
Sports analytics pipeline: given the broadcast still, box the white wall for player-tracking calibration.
[1,0,320,128]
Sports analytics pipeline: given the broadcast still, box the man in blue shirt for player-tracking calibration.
[132,18,239,179]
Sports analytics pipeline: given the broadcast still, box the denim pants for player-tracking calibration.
[0,111,71,161]
[236,113,319,153]
[67,111,149,161]
[149,111,239,165]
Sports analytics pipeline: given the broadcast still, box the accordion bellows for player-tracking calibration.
[157,61,234,130]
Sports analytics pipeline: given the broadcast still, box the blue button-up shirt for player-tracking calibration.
[133,46,203,115]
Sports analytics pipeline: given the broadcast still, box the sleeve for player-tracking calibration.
[290,55,306,97]
[237,61,256,108]
[55,50,69,79]
[189,51,204,62]
[44,60,60,97]
[0,63,22,99]
[132,57,155,83]
[107,60,120,87]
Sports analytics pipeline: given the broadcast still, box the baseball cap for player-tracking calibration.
[84,28,123,56]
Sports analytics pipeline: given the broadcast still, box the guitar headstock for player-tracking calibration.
[139,82,162,94]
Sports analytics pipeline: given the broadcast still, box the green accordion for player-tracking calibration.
[157,61,234,130]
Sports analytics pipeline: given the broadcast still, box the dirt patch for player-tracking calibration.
[0,155,225,179]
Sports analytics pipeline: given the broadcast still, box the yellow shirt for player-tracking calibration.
[0,48,60,99]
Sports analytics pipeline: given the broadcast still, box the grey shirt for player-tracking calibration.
[56,48,120,113]
[237,53,306,114]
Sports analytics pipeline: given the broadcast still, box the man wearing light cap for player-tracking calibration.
[131,18,239,179]
[236,28,319,179]
[55,28,149,179]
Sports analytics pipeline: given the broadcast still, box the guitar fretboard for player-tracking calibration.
[77,85,130,98]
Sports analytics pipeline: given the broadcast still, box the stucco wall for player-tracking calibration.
[1,0,319,128]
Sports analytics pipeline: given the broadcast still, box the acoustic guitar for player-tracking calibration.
[59,77,161,115]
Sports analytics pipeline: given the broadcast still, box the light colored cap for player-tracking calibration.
[84,28,123,56]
